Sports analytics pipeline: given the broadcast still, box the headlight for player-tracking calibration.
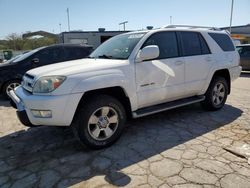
[33,76,66,93]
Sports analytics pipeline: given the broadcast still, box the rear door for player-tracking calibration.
[178,31,213,96]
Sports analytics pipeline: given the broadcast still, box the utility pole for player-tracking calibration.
[229,0,234,34]
[67,8,71,31]
[119,21,128,31]
[59,23,62,33]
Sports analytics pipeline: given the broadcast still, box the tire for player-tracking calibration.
[72,95,127,149]
[2,80,21,99]
[202,76,228,111]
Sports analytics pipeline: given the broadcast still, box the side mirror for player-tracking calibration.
[136,45,159,62]
[32,58,39,64]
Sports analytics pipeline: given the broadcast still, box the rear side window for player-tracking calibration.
[209,33,235,51]
[180,32,202,56]
[142,31,179,59]
[179,32,211,56]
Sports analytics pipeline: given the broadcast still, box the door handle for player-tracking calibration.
[205,57,212,62]
[175,61,184,66]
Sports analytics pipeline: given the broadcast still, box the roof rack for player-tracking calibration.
[163,25,222,31]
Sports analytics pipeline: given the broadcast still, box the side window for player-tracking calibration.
[33,50,50,65]
[180,32,202,56]
[75,47,90,58]
[142,32,179,59]
[33,48,62,65]
[208,33,235,51]
[64,47,91,61]
[239,47,250,57]
[50,48,63,63]
[64,47,74,61]
[199,34,210,54]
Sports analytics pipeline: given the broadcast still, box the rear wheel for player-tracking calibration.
[2,80,21,99]
[72,95,126,149]
[202,76,228,111]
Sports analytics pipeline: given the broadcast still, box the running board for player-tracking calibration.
[132,96,205,118]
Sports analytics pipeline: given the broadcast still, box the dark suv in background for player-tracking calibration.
[236,44,250,71]
[0,44,93,98]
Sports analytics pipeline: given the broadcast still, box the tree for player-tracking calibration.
[6,33,24,50]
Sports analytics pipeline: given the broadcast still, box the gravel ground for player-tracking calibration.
[0,74,250,188]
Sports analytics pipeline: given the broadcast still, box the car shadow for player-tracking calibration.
[0,95,10,107]
[0,104,242,187]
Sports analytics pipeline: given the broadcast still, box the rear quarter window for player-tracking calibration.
[208,33,235,52]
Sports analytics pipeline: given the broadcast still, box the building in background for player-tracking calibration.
[221,24,250,44]
[59,29,129,49]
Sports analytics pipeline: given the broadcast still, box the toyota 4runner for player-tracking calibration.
[9,25,242,149]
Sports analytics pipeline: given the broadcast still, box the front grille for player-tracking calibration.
[22,74,35,92]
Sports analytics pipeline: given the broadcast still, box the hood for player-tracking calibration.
[0,61,14,69]
[26,58,128,78]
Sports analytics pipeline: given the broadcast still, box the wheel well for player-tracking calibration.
[212,69,231,94]
[1,79,21,93]
[76,87,132,118]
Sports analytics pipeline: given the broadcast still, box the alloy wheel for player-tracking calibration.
[87,106,119,141]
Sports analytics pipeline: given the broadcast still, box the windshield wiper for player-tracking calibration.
[89,54,125,60]
[86,56,94,58]
[98,54,113,59]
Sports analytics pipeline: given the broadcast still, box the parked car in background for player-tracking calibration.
[236,44,250,71]
[0,44,93,98]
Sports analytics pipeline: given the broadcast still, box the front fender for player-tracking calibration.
[72,70,137,110]
[72,73,128,94]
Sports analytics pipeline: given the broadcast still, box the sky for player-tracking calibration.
[0,0,249,39]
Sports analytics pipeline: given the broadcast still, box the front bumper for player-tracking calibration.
[9,86,82,127]
[9,92,34,127]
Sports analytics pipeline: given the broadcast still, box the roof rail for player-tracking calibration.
[163,25,221,31]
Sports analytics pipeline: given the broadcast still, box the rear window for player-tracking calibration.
[209,33,235,51]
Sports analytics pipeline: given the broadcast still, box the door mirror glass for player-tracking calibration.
[136,45,159,62]
[32,58,39,64]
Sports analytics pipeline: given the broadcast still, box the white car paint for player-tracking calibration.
[10,27,241,126]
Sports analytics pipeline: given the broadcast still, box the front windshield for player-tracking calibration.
[89,32,145,60]
[12,47,45,63]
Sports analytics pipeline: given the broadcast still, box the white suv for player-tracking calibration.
[9,25,241,149]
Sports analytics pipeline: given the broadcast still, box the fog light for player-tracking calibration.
[31,110,52,118]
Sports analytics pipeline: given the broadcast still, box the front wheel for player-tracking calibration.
[2,80,21,99]
[72,95,126,149]
[202,76,228,111]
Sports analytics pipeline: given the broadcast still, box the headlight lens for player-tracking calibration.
[33,76,66,93]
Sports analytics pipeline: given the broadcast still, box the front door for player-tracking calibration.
[135,31,185,108]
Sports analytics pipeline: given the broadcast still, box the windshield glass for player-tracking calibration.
[13,47,45,63]
[89,32,145,60]
[3,54,22,64]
